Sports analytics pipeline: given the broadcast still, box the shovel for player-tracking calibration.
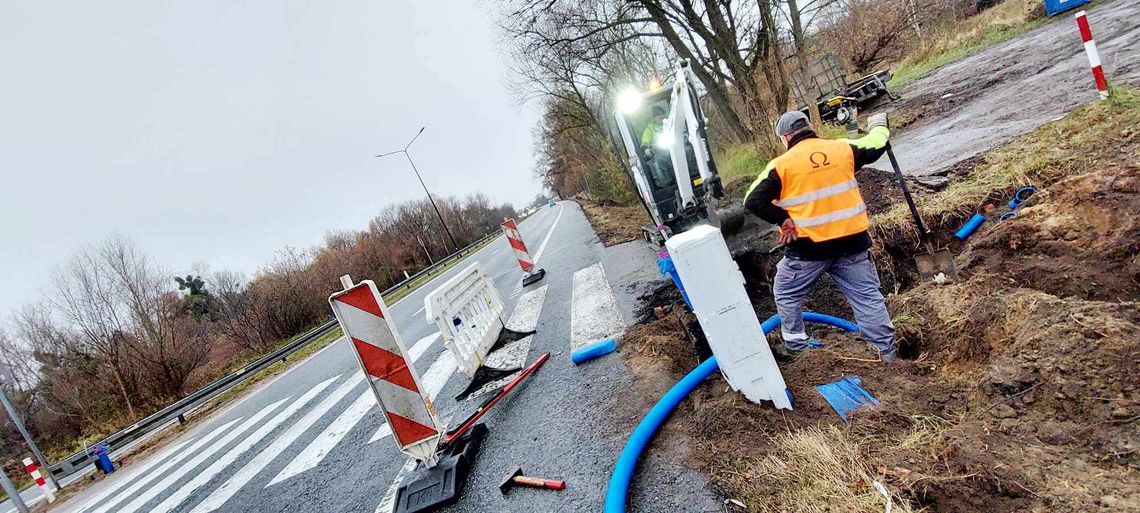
[884,143,958,282]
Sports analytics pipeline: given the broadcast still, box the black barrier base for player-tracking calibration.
[394,423,488,513]
[522,268,545,286]
[454,365,520,402]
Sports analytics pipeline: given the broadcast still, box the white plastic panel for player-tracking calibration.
[665,225,792,409]
[423,263,506,378]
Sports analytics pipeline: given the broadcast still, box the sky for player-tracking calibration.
[0,0,542,317]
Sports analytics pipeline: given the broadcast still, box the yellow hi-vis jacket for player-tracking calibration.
[743,127,890,256]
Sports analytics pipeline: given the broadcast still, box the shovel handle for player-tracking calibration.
[885,143,931,244]
[513,476,567,490]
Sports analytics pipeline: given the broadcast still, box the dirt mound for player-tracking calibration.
[619,145,1140,511]
[959,164,1140,301]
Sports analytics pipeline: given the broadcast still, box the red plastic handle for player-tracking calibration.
[514,476,566,490]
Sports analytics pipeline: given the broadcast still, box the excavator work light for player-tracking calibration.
[617,88,643,114]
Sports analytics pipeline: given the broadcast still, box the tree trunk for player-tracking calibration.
[639,1,755,143]
[112,367,137,419]
[758,0,791,113]
[786,0,823,127]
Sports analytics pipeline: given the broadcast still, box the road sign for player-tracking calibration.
[329,278,442,466]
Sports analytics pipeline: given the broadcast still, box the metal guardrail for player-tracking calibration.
[45,228,505,483]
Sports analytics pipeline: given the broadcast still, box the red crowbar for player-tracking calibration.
[444,352,551,445]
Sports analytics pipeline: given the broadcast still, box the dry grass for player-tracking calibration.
[733,426,916,513]
[873,86,1139,244]
[579,200,649,246]
[889,0,1050,89]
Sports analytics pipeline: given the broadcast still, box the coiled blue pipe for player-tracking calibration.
[604,312,858,512]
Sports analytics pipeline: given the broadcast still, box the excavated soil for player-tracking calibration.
[959,165,1140,301]
[622,156,1140,512]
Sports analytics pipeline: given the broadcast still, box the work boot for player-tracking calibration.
[772,344,804,363]
[879,349,898,363]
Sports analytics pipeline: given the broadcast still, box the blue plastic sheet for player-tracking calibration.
[815,376,879,425]
[656,256,692,309]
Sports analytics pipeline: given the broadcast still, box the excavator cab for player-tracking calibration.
[610,61,723,244]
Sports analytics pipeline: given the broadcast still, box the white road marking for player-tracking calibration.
[111,398,287,513]
[266,387,373,486]
[413,304,426,317]
[504,285,547,333]
[462,284,548,400]
[66,438,195,513]
[81,418,242,513]
[155,377,338,513]
[191,375,361,511]
[531,204,564,264]
[570,262,626,351]
[408,331,440,361]
[461,335,534,401]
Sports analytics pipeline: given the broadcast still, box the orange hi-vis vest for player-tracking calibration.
[770,137,869,242]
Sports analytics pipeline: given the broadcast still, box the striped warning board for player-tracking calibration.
[329,280,442,465]
[501,218,534,272]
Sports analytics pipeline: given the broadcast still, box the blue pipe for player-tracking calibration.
[761,312,861,335]
[571,338,616,365]
[954,213,986,241]
[604,312,858,512]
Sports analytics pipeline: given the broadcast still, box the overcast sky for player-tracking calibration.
[0,0,542,317]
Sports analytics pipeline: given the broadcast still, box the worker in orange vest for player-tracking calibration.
[743,110,896,362]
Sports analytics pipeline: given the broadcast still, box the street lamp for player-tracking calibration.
[375,127,459,252]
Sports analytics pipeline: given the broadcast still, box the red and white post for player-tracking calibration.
[22,458,54,503]
[501,219,545,285]
[1075,10,1109,100]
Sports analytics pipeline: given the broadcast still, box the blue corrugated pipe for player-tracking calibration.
[604,312,859,512]
[571,338,616,365]
[954,213,987,241]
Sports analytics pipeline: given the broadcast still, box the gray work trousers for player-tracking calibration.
[773,250,896,356]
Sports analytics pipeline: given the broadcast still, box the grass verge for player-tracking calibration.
[579,200,649,246]
[889,0,1050,90]
[873,86,1138,242]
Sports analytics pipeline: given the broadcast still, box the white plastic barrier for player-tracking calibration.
[665,225,792,409]
[424,263,507,378]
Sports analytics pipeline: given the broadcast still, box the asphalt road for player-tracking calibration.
[882,0,1140,185]
[42,201,718,513]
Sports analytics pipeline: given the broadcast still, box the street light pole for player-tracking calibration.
[0,385,56,491]
[0,467,28,513]
[376,127,459,252]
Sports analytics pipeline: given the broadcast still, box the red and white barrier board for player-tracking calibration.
[501,219,534,272]
[329,279,442,466]
[23,457,54,503]
[1075,11,1109,99]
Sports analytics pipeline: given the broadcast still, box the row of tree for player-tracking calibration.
[0,193,515,461]
[500,0,981,201]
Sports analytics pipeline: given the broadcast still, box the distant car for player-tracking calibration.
[549,200,556,207]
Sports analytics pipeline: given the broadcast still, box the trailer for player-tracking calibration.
[792,53,896,123]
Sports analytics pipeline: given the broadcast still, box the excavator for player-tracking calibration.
[609,60,731,245]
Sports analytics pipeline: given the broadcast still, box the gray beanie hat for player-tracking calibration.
[775,111,810,136]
